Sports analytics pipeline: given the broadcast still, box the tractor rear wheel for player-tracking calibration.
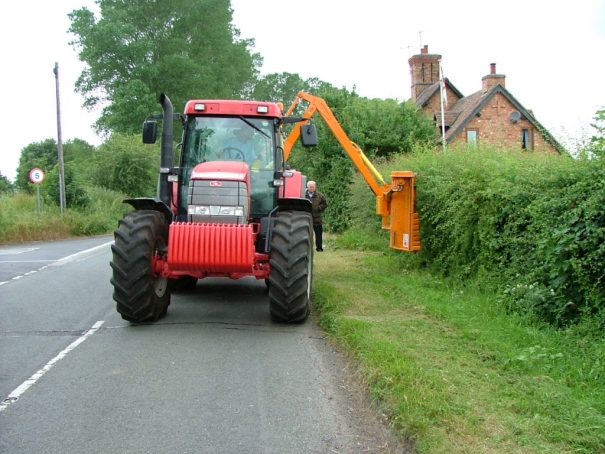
[110,210,170,322]
[268,211,313,323]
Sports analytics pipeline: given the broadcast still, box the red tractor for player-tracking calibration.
[110,94,318,323]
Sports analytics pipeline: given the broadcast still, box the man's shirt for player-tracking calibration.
[220,137,256,162]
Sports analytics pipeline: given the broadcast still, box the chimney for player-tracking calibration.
[482,63,506,92]
[409,45,441,102]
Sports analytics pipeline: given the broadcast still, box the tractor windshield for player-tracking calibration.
[181,116,278,217]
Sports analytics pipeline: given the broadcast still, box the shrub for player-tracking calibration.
[343,143,605,329]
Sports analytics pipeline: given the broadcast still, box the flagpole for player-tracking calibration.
[439,59,446,152]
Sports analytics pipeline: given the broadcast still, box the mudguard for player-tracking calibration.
[123,198,174,224]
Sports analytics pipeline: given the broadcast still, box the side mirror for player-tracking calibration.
[142,121,158,144]
[299,124,318,147]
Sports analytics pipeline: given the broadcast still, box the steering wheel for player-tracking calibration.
[221,147,245,161]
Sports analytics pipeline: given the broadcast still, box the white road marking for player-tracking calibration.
[50,241,113,267]
[0,321,105,413]
[0,260,56,263]
[0,248,40,256]
[0,241,113,286]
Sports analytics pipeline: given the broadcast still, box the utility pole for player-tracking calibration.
[53,62,66,212]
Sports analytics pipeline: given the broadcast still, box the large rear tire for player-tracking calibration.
[268,211,313,323]
[110,210,171,322]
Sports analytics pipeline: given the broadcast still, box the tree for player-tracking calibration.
[339,96,437,157]
[69,0,262,135]
[92,133,159,197]
[64,138,96,165]
[589,108,605,158]
[15,139,59,193]
[43,165,90,209]
[0,172,13,195]
[251,72,333,106]
[63,138,97,186]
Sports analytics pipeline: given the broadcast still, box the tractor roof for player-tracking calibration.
[184,100,282,117]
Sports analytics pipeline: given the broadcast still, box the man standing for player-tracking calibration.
[305,181,327,252]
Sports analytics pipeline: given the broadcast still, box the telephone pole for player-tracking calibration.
[53,62,67,212]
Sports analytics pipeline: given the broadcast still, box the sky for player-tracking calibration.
[1,0,604,182]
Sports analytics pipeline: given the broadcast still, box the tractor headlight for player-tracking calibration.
[217,206,244,216]
[188,205,210,215]
[188,205,244,216]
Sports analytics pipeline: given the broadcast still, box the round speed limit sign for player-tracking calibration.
[29,168,45,184]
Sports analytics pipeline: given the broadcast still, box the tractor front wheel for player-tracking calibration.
[110,210,171,322]
[268,211,313,323]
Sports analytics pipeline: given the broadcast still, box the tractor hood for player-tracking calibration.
[190,161,251,188]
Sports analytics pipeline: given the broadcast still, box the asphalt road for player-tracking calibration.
[0,236,398,453]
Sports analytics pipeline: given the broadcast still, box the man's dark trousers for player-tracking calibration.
[313,224,323,251]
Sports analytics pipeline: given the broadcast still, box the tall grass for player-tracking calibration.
[0,187,128,244]
[312,247,605,453]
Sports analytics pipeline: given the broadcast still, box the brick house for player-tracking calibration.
[409,45,563,153]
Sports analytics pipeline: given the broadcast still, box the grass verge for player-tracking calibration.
[0,189,126,244]
[312,237,605,453]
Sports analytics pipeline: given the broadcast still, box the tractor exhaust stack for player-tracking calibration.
[158,93,174,207]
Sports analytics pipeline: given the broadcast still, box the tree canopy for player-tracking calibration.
[15,139,59,193]
[588,108,604,158]
[0,173,13,194]
[91,133,160,197]
[252,72,333,106]
[68,0,262,135]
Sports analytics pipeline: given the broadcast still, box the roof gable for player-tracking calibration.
[414,78,464,108]
[441,84,564,153]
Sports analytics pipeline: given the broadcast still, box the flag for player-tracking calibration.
[440,62,447,107]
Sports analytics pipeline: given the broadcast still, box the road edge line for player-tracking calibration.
[0,321,105,412]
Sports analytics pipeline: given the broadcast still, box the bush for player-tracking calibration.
[396,145,605,327]
[0,173,13,194]
[92,133,160,197]
[342,143,605,330]
[43,165,91,209]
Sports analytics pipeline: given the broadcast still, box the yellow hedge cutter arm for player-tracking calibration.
[284,91,420,251]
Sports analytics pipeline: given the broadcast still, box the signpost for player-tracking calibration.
[29,168,45,214]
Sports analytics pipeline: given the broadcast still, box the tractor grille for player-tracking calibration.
[187,180,248,224]
[168,222,254,273]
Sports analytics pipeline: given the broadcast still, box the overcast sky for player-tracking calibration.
[1,0,604,181]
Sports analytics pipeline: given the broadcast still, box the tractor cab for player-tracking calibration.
[178,115,281,221]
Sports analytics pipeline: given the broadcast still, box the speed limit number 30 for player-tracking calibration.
[29,168,45,184]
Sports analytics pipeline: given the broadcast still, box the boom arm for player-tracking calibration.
[284,92,388,197]
[284,91,420,252]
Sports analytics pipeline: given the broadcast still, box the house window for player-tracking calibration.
[467,129,478,146]
[522,129,533,150]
